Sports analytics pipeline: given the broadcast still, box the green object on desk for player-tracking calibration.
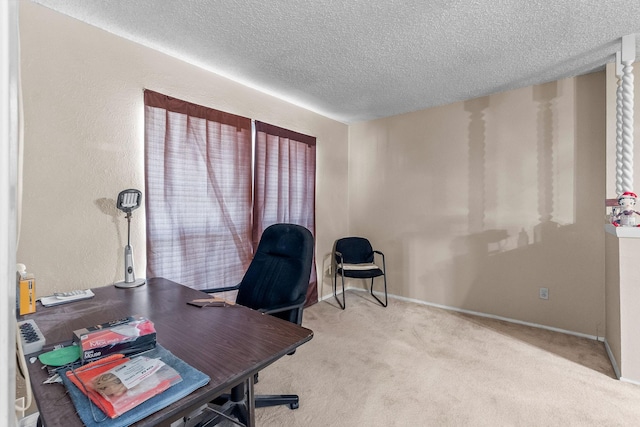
[38,345,81,367]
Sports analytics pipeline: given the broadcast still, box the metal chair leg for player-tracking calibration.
[370,275,388,307]
[333,271,345,310]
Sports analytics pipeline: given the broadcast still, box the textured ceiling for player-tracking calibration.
[32,0,640,124]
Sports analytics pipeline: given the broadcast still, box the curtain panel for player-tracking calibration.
[144,90,253,290]
[254,121,318,306]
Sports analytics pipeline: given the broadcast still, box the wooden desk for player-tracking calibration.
[23,277,313,426]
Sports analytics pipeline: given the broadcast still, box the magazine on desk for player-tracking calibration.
[65,353,182,419]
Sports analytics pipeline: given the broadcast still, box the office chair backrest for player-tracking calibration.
[236,223,314,324]
[334,237,374,264]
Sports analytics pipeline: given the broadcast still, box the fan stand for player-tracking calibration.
[115,211,145,289]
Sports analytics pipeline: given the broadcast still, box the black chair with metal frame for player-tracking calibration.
[202,223,314,419]
[333,236,388,310]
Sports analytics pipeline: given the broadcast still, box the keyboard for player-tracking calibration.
[40,289,95,307]
[17,319,46,355]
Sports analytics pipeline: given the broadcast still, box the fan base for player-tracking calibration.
[114,278,146,289]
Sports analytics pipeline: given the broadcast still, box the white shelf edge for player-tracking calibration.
[604,223,640,238]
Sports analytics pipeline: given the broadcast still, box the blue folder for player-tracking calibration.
[60,345,210,427]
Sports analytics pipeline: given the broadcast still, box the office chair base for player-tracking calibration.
[205,380,254,426]
[254,394,299,410]
[204,401,249,427]
[212,392,300,414]
[214,394,300,410]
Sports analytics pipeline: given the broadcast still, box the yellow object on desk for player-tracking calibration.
[18,276,36,315]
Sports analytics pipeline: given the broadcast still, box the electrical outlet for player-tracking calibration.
[539,287,549,300]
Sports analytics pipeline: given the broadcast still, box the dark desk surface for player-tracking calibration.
[23,277,313,427]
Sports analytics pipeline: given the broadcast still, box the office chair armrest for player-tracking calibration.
[373,250,386,272]
[334,251,344,267]
[201,283,241,294]
[373,250,385,261]
[259,298,305,316]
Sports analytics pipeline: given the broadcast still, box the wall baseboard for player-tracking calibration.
[603,338,622,380]
[620,376,640,386]
[321,285,603,342]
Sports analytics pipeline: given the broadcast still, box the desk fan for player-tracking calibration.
[114,189,146,288]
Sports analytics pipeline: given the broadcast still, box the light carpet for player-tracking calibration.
[248,292,640,426]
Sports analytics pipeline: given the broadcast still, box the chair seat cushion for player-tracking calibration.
[341,263,380,271]
[337,263,384,278]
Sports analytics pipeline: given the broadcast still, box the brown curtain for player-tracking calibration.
[254,121,318,306]
[144,90,253,290]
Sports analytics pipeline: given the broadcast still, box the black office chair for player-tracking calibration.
[203,223,314,418]
[333,236,388,310]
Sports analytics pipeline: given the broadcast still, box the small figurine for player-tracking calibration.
[612,191,640,227]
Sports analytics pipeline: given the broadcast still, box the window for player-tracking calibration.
[253,121,317,303]
[144,91,317,303]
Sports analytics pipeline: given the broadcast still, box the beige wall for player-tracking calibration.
[605,233,640,382]
[605,231,621,375]
[20,0,614,337]
[617,236,640,381]
[348,73,607,336]
[18,1,349,296]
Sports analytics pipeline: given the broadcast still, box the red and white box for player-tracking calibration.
[73,316,157,362]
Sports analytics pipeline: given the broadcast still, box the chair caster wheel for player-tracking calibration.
[289,402,299,409]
